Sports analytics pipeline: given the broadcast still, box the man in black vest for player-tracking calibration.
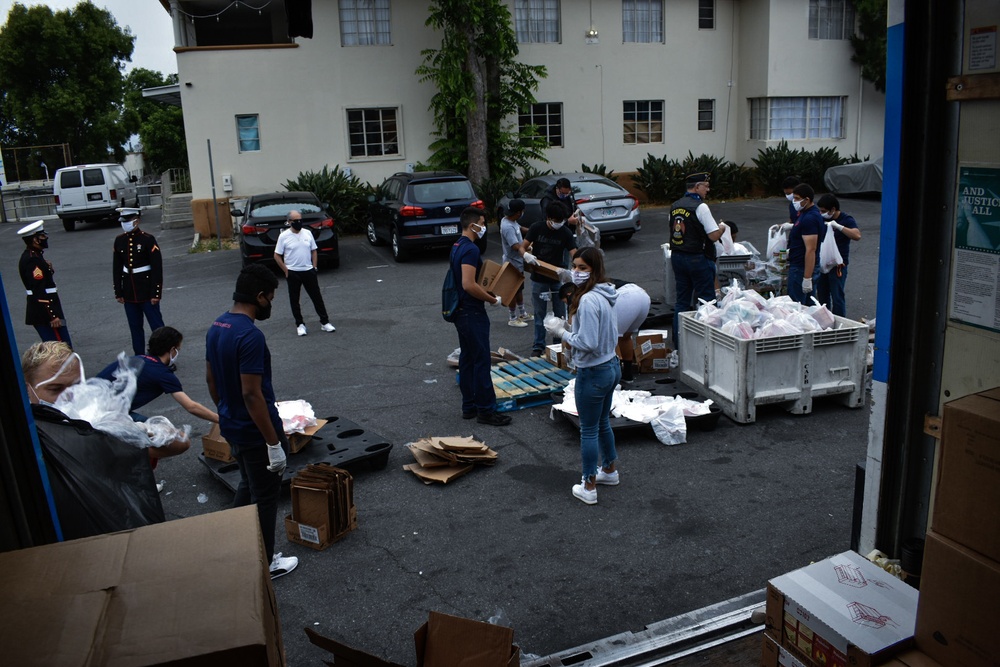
[669,173,727,350]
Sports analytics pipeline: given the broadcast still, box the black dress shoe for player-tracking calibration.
[462,411,477,419]
[477,411,512,426]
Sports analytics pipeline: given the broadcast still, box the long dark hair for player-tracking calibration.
[569,247,606,316]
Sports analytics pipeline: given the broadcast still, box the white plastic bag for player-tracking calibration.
[651,402,687,445]
[718,224,736,255]
[766,224,789,258]
[819,226,844,274]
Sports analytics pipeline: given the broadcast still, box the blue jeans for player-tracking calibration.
[816,266,848,317]
[455,308,496,415]
[123,301,164,355]
[787,265,821,306]
[671,251,716,350]
[231,436,287,563]
[531,278,565,351]
[576,358,621,480]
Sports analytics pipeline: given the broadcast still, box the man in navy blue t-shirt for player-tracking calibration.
[787,184,824,305]
[815,194,862,317]
[206,264,297,579]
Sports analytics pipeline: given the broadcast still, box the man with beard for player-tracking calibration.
[205,263,298,580]
[17,220,72,346]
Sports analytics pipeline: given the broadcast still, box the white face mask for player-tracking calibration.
[792,200,803,212]
[821,211,834,220]
[549,220,565,230]
[169,349,180,365]
[571,270,590,286]
[473,223,486,239]
[121,220,136,233]
[785,193,794,201]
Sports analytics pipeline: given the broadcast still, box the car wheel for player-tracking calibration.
[390,226,408,262]
[615,232,634,242]
[62,219,75,232]
[366,217,384,246]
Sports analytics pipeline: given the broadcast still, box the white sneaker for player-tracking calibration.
[572,478,597,504]
[296,324,307,336]
[269,552,298,579]
[595,467,619,486]
[320,323,336,332]
[507,317,528,328]
[519,312,534,321]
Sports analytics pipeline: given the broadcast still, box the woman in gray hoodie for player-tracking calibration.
[546,247,621,504]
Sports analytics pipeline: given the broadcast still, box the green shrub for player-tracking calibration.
[751,140,808,194]
[283,165,373,235]
[474,174,520,221]
[632,152,752,203]
[800,146,848,191]
[632,154,685,203]
[581,163,619,183]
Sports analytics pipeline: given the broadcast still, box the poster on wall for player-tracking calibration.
[950,165,1000,333]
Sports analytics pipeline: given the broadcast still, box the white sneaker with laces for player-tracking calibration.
[572,477,597,504]
[296,324,307,336]
[269,552,298,579]
[507,317,528,328]
[595,467,619,486]
[519,312,534,321]
[321,323,336,332]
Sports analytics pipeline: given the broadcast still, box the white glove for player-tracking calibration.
[489,295,502,307]
[266,442,287,474]
[802,277,813,295]
[826,220,844,232]
[523,252,538,265]
[557,268,573,284]
[780,222,794,232]
[543,315,567,338]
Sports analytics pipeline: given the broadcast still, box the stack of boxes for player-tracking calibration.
[284,464,357,551]
[914,387,1000,667]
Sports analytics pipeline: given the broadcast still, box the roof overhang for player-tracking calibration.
[142,84,182,107]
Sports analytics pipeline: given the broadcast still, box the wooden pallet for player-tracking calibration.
[491,359,575,412]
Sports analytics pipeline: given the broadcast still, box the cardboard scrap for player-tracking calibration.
[404,436,498,484]
[286,464,357,550]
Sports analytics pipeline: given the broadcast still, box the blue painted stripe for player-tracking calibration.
[874,20,905,384]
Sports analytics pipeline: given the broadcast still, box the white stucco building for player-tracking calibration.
[154,0,885,200]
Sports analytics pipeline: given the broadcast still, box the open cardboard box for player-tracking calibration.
[635,330,671,373]
[523,257,564,282]
[478,260,525,307]
[201,416,328,460]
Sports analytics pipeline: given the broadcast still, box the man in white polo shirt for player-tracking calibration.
[273,209,336,336]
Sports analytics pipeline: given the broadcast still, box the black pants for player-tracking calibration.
[286,269,329,326]
[232,438,286,562]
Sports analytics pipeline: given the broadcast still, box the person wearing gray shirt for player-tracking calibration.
[499,199,532,327]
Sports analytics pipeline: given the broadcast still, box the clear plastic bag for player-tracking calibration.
[819,226,844,273]
[757,318,804,338]
[694,300,723,327]
[721,320,756,339]
[766,224,789,258]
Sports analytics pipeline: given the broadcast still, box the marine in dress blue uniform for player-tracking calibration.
[113,208,164,355]
[17,220,72,346]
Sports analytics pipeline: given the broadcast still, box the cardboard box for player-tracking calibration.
[545,343,564,368]
[915,530,1000,667]
[202,422,235,462]
[636,330,671,373]
[765,551,918,667]
[0,506,283,665]
[761,632,809,667]
[288,465,357,550]
[881,649,944,666]
[288,418,328,454]
[523,257,564,282]
[478,260,525,307]
[931,387,1000,562]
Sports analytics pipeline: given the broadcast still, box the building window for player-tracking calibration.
[519,103,564,147]
[339,0,391,46]
[623,0,663,43]
[514,0,560,43]
[347,107,400,158]
[809,0,855,40]
[236,115,260,152]
[698,0,715,29]
[749,97,846,140]
[698,99,715,131]
[623,100,664,144]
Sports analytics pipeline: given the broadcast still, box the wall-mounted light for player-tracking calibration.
[585,27,599,44]
[586,28,599,38]
[185,82,193,87]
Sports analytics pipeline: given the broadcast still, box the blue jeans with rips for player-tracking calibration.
[455,308,497,415]
[531,278,565,352]
[575,357,621,480]
[671,250,716,350]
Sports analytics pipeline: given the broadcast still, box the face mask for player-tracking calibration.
[290,220,303,231]
[256,299,272,321]
[473,223,486,239]
[558,192,569,199]
[31,352,85,403]
[821,212,834,220]
[792,200,803,212]
[169,349,180,365]
[785,193,794,201]
[121,220,136,233]
[571,270,590,286]
[549,221,565,230]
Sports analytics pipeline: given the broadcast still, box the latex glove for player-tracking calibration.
[780,222,794,232]
[802,277,813,295]
[266,442,287,474]
[557,268,573,284]
[489,295,503,307]
[826,220,844,232]
[523,252,538,265]
[543,315,567,338]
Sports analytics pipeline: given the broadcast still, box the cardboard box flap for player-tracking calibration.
[417,611,516,667]
[305,627,405,667]
[0,592,111,666]
[0,531,130,598]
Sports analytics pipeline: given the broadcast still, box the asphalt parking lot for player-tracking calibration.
[1,193,882,665]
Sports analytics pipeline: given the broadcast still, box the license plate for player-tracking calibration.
[88,193,103,201]
[601,207,623,218]
[440,225,458,234]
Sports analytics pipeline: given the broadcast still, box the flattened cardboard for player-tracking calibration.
[408,442,453,468]
[404,462,474,484]
[932,387,1000,562]
[915,530,1000,667]
[290,465,357,551]
[304,627,405,667]
[765,551,918,667]
[0,506,283,666]
[436,436,487,452]
[416,611,518,667]
[289,418,328,454]
[202,423,235,462]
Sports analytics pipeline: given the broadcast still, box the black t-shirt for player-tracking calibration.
[525,220,576,268]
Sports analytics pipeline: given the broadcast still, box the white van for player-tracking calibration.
[54,163,138,231]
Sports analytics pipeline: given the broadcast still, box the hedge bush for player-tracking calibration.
[632,152,752,204]
[751,141,850,194]
[283,165,373,235]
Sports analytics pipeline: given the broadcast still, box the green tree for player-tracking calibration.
[0,2,134,165]
[416,0,547,185]
[850,0,887,92]
[123,68,187,175]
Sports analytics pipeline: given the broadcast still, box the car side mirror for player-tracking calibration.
[230,208,244,218]
[129,175,138,183]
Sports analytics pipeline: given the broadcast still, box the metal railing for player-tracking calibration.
[0,189,57,224]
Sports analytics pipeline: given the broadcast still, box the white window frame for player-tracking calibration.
[346,106,402,160]
[514,0,560,44]
[339,0,392,46]
[622,0,664,44]
[698,0,715,30]
[236,114,260,153]
[623,100,664,144]
[808,0,855,40]
[698,99,715,131]
[519,102,564,147]
[749,97,847,140]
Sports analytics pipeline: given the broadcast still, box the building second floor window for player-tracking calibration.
[623,0,663,43]
[698,99,715,131]
[347,107,400,158]
[519,103,564,147]
[623,100,664,144]
[515,0,560,43]
[699,0,715,29]
[809,0,855,40]
[749,97,846,140]
[340,0,391,46]
[236,115,260,152]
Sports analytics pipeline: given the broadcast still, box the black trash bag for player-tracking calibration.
[31,404,164,541]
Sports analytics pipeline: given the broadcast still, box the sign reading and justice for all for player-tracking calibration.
[950,165,1000,333]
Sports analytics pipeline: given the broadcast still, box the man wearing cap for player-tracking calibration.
[669,173,727,351]
[18,220,72,346]
[499,199,532,326]
[113,207,164,355]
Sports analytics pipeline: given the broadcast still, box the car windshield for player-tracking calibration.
[572,179,624,197]
[411,180,475,204]
[250,201,322,218]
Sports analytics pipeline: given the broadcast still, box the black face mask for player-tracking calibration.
[255,299,272,321]
[37,237,49,249]
[290,220,303,231]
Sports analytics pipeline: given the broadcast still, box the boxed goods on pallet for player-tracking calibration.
[761,632,809,667]
[0,507,283,665]
[635,329,671,373]
[765,551,918,667]
[285,464,357,550]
